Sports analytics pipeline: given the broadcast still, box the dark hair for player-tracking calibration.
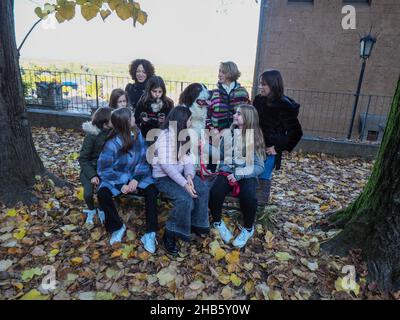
[138,75,171,107]
[161,105,192,152]
[260,70,284,100]
[92,107,112,130]
[108,107,138,153]
[179,83,202,106]
[128,59,155,83]
[109,89,127,109]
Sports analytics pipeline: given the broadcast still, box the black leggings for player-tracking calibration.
[98,184,159,233]
[209,175,258,229]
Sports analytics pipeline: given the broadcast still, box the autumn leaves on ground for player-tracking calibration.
[0,127,385,300]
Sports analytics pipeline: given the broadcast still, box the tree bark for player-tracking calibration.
[322,77,400,292]
[0,0,45,204]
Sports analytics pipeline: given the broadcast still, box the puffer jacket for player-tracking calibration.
[253,95,303,170]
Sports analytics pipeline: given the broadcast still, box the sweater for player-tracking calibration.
[207,81,250,130]
[152,129,196,187]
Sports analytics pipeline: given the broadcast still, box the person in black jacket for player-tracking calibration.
[78,107,113,224]
[134,76,174,139]
[125,59,155,111]
[253,70,303,205]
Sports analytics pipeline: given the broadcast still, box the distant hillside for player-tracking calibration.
[20,58,255,87]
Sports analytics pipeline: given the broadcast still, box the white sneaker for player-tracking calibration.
[232,226,254,248]
[83,209,96,224]
[109,224,126,245]
[213,220,233,243]
[141,232,158,254]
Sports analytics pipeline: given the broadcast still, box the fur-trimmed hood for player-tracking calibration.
[82,121,101,135]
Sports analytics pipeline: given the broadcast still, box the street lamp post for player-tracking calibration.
[347,34,377,140]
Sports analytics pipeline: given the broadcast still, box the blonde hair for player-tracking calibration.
[220,61,241,82]
[231,104,266,161]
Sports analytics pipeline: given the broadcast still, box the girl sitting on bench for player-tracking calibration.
[209,104,265,248]
[152,106,210,256]
[97,108,159,247]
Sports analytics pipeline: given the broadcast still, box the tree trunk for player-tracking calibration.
[322,77,400,292]
[0,0,45,204]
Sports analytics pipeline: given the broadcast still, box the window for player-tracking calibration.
[343,0,371,4]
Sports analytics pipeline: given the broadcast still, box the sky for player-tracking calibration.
[14,0,260,68]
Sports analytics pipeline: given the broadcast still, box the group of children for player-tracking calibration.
[78,59,303,256]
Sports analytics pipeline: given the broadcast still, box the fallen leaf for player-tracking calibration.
[20,289,49,300]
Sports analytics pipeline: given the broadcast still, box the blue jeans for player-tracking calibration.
[155,175,210,241]
[259,155,276,180]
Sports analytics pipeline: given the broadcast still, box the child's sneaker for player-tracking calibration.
[141,232,158,254]
[83,209,96,224]
[109,224,126,245]
[232,226,254,248]
[212,220,233,243]
[97,209,105,224]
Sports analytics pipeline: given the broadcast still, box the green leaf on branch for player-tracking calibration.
[81,3,100,21]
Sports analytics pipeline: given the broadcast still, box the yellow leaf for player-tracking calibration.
[57,2,76,20]
[268,289,283,300]
[81,3,99,21]
[334,277,360,296]
[71,257,83,265]
[119,289,130,298]
[75,187,84,201]
[214,248,226,261]
[14,228,26,240]
[50,249,59,256]
[320,204,330,212]
[136,10,147,25]
[111,250,122,258]
[92,250,100,260]
[6,208,17,217]
[107,0,123,11]
[70,152,79,160]
[275,252,294,261]
[115,3,132,20]
[225,251,240,265]
[13,283,24,291]
[100,9,111,21]
[138,251,150,260]
[218,274,230,285]
[20,289,49,300]
[230,274,242,287]
[244,280,255,295]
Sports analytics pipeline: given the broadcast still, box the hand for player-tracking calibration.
[121,184,130,194]
[91,177,100,185]
[186,175,195,189]
[184,183,198,198]
[266,146,277,155]
[127,179,138,193]
[142,117,149,122]
[227,174,237,183]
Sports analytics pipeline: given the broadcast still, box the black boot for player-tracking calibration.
[256,179,271,206]
[163,229,178,256]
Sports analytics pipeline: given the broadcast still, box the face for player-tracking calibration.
[233,109,244,128]
[186,116,192,129]
[150,87,163,100]
[259,79,271,96]
[218,68,227,84]
[117,95,127,108]
[136,64,147,83]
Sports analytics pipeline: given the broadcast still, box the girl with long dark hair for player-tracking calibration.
[97,108,159,248]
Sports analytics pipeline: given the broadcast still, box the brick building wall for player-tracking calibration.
[253,0,400,139]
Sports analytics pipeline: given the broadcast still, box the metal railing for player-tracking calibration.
[22,68,393,141]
